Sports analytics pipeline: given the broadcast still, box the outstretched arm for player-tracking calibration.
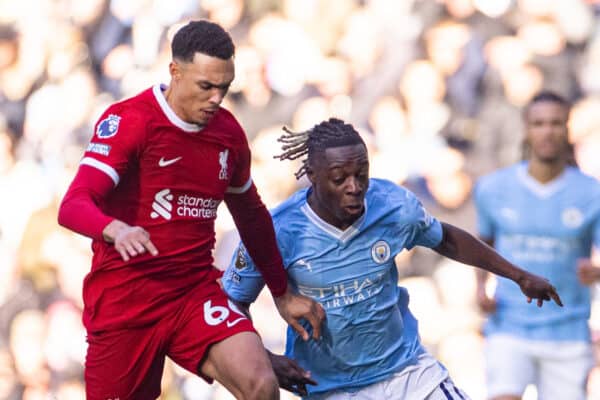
[433,222,562,307]
[475,237,497,313]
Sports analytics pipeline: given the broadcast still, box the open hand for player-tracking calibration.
[517,272,562,307]
[103,220,158,261]
[273,287,326,341]
[268,352,317,396]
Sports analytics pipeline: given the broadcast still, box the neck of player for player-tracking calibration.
[307,191,359,231]
[527,157,567,184]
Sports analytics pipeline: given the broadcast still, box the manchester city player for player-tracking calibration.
[475,91,600,400]
[222,118,562,399]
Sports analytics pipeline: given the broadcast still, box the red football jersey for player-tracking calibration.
[80,85,253,331]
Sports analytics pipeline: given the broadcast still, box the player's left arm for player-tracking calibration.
[433,222,563,307]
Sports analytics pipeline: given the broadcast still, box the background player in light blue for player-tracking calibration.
[223,118,562,399]
[475,91,600,400]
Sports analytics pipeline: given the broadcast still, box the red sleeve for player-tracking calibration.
[58,101,146,239]
[80,103,145,187]
[58,165,116,240]
[220,109,253,194]
[225,184,288,297]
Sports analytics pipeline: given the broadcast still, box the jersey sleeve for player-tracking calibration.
[81,104,146,186]
[223,111,252,194]
[400,189,443,250]
[222,242,266,303]
[473,179,495,239]
[592,187,600,250]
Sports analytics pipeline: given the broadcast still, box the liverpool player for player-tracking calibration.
[58,20,324,400]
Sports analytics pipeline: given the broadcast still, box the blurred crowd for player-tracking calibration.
[2,0,600,399]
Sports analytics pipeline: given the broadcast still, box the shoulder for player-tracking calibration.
[267,189,310,242]
[95,88,153,135]
[368,178,418,206]
[209,107,247,145]
[475,164,519,198]
[270,188,309,223]
[367,178,428,224]
[567,167,600,197]
[568,166,600,186]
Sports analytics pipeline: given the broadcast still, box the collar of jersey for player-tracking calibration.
[153,84,203,132]
[516,162,570,198]
[300,198,368,243]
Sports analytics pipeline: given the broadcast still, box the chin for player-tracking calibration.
[537,154,562,164]
[191,117,208,126]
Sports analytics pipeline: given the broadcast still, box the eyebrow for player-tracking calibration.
[196,79,232,89]
[327,161,369,170]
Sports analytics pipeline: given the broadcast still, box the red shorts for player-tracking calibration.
[84,281,256,400]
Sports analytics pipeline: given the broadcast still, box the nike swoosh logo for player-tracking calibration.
[226,317,246,328]
[158,156,182,167]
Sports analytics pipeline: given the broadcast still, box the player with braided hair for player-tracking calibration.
[224,118,562,399]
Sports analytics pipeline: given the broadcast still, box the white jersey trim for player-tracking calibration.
[301,200,367,243]
[516,163,570,198]
[226,177,253,194]
[80,157,120,186]
[152,84,203,133]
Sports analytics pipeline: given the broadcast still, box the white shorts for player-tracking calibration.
[308,351,470,400]
[484,334,594,400]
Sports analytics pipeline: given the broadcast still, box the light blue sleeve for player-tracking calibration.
[593,207,600,250]
[591,184,600,249]
[222,243,266,304]
[402,190,443,250]
[473,180,495,239]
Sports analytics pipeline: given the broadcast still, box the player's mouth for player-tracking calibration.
[343,204,364,215]
[200,109,217,119]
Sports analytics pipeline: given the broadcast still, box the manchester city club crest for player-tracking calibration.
[371,240,391,264]
[96,114,121,139]
[561,207,584,228]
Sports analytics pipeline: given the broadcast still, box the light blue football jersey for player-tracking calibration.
[474,162,600,341]
[222,178,444,395]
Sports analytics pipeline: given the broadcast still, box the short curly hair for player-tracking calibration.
[171,20,235,62]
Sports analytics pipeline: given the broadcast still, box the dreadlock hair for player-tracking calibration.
[172,20,235,62]
[521,90,577,167]
[275,118,366,179]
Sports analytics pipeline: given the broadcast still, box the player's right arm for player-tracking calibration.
[473,179,498,313]
[57,106,158,261]
[474,238,497,313]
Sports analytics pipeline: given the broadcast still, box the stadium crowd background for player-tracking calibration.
[2,0,600,398]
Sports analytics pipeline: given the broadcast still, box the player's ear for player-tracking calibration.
[306,164,316,184]
[169,60,182,81]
